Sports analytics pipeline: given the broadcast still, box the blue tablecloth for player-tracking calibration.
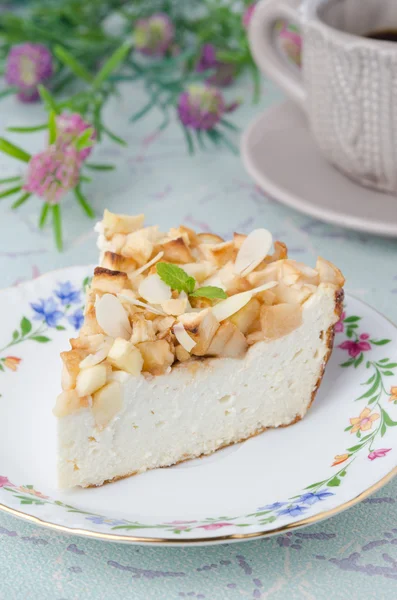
[0,79,396,599]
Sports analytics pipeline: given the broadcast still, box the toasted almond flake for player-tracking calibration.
[95,294,132,340]
[234,229,273,276]
[79,343,110,369]
[118,294,166,316]
[173,322,196,352]
[139,273,172,304]
[211,281,277,322]
[134,251,164,276]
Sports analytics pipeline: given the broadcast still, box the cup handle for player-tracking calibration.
[249,0,306,110]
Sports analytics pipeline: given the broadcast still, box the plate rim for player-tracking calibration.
[0,266,396,545]
[240,102,397,238]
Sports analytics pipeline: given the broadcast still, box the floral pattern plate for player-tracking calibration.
[0,267,396,545]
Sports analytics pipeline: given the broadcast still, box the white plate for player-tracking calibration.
[241,102,397,238]
[0,267,396,545]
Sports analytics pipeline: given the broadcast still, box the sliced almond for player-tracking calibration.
[178,309,219,356]
[133,251,164,276]
[260,303,302,340]
[211,281,277,322]
[79,342,111,369]
[138,274,172,304]
[162,297,188,316]
[316,257,345,287]
[173,322,196,352]
[95,294,132,340]
[118,293,166,316]
[234,228,273,276]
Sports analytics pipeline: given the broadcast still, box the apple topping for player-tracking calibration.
[178,309,219,356]
[130,313,156,344]
[103,209,144,237]
[61,349,88,390]
[53,390,92,417]
[260,303,303,340]
[229,297,260,334]
[102,252,137,274]
[76,364,108,397]
[162,237,193,264]
[207,321,248,358]
[137,339,175,375]
[107,338,144,375]
[197,232,225,244]
[138,273,172,304]
[92,267,129,294]
[316,257,345,287]
[92,381,123,430]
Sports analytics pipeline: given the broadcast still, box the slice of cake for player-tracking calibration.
[54,211,344,488]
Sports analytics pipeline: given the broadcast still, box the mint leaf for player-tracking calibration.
[156,263,195,294]
[190,286,227,300]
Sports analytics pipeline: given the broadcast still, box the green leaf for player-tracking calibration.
[220,119,239,132]
[0,138,30,163]
[379,358,390,364]
[382,371,395,376]
[20,317,32,336]
[328,476,341,487]
[56,325,66,331]
[357,430,361,438]
[259,516,276,525]
[74,186,95,218]
[182,127,194,155]
[344,316,360,323]
[0,185,21,200]
[54,45,93,83]
[357,371,381,400]
[7,124,47,133]
[85,163,115,171]
[48,110,57,144]
[83,276,92,290]
[11,192,31,210]
[12,330,19,341]
[93,41,132,88]
[75,128,95,152]
[346,443,364,452]
[344,425,353,431]
[354,353,364,368]
[346,329,353,339]
[371,339,391,346]
[379,363,397,369]
[368,396,379,405]
[0,176,22,184]
[156,263,196,294]
[102,126,127,146]
[31,336,50,343]
[190,286,227,300]
[52,204,63,251]
[381,422,387,437]
[381,409,397,427]
[304,480,326,490]
[39,204,50,229]
[340,360,354,368]
[37,85,59,114]
[364,374,376,385]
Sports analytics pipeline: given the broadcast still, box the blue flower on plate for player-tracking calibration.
[55,281,81,306]
[277,504,308,518]
[31,298,63,327]
[67,308,84,330]
[86,516,128,526]
[296,489,335,506]
[258,502,286,511]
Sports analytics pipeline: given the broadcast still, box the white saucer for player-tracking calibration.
[241,102,397,238]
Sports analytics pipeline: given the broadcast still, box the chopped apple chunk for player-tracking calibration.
[103,209,144,237]
[260,304,303,340]
[137,340,175,375]
[92,267,129,294]
[76,364,108,397]
[61,349,88,390]
[107,338,143,375]
[316,257,345,287]
[102,251,137,274]
[178,309,219,356]
[162,237,193,264]
[207,322,248,357]
[53,390,91,417]
[92,381,123,430]
[229,298,260,334]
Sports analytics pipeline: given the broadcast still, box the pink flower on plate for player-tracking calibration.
[197,522,233,531]
[339,339,371,358]
[334,311,346,333]
[0,476,13,488]
[368,448,392,461]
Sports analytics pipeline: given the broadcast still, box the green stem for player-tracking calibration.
[74,186,95,218]
[39,203,50,229]
[0,323,47,354]
[11,192,31,209]
[52,204,63,251]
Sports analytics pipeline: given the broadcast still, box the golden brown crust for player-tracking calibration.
[85,288,345,488]
[93,266,127,279]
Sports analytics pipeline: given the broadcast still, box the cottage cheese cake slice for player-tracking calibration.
[54,211,344,488]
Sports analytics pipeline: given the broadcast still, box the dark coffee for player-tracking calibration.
[365,30,397,42]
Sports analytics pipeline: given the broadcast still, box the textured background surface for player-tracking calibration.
[0,78,396,599]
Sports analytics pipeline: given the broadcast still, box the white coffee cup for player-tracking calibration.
[249,0,397,195]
